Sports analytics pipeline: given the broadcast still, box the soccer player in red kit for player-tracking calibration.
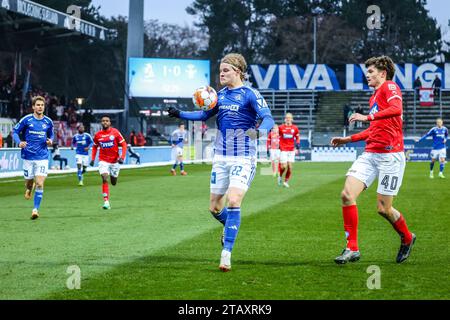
[331,56,416,264]
[90,115,127,210]
[267,124,280,177]
[278,113,300,188]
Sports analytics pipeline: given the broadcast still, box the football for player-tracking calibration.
[192,86,218,111]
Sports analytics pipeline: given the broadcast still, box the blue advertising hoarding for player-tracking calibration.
[129,58,210,98]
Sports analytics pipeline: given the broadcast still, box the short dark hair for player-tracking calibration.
[179,122,185,127]
[101,115,111,120]
[32,96,45,106]
[365,56,396,80]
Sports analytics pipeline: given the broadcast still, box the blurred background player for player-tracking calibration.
[90,115,127,210]
[267,124,280,177]
[51,142,68,170]
[417,118,448,179]
[72,124,93,185]
[170,123,188,176]
[168,53,274,272]
[127,143,141,165]
[13,96,54,220]
[278,113,300,188]
[331,56,415,264]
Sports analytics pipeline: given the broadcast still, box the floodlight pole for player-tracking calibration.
[313,15,317,65]
[124,0,144,134]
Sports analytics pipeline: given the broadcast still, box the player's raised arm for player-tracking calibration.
[168,105,218,122]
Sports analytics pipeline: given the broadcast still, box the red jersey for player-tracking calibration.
[351,81,404,153]
[279,124,300,151]
[267,131,280,150]
[92,127,127,163]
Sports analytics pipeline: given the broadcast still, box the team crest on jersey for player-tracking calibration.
[42,124,47,129]
[235,94,241,101]
[109,135,115,141]
[291,129,294,133]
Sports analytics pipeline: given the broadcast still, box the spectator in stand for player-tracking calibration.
[51,143,68,170]
[343,103,350,129]
[69,112,79,129]
[347,106,355,131]
[82,108,95,134]
[5,131,13,147]
[129,130,138,146]
[355,104,364,128]
[136,131,146,146]
[61,111,69,122]
[48,103,57,120]
[56,104,64,120]
[432,75,442,100]
[413,76,422,96]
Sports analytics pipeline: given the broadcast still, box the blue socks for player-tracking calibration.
[430,162,435,171]
[211,207,228,225]
[172,162,178,170]
[180,162,184,171]
[77,168,83,182]
[34,188,44,210]
[440,163,445,173]
[223,207,241,252]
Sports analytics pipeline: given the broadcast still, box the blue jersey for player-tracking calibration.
[171,129,187,148]
[180,86,274,157]
[419,126,448,150]
[13,114,54,160]
[72,133,93,155]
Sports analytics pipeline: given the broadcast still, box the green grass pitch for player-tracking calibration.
[0,162,449,299]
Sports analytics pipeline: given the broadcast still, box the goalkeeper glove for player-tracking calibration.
[168,107,181,118]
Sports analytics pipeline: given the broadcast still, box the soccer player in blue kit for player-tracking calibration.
[168,53,274,272]
[418,118,448,178]
[170,123,188,176]
[13,96,54,220]
[72,124,93,185]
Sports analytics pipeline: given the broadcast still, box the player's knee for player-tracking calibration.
[227,194,242,208]
[35,181,44,189]
[341,189,355,205]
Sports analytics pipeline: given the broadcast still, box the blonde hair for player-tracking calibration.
[221,53,247,80]
[32,95,45,106]
[285,113,293,118]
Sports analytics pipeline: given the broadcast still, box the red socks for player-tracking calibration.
[102,182,109,201]
[285,167,292,182]
[279,163,285,177]
[392,214,413,244]
[343,204,359,251]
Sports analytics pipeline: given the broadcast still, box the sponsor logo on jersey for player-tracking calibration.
[220,104,240,111]
[100,141,114,148]
[369,102,379,115]
[283,134,294,139]
[29,130,46,136]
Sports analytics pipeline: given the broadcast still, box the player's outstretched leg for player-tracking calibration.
[171,161,178,176]
[335,177,364,264]
[438,159,445,178]
[77,164,84,186]
[31,177,45,220]
[101,174,111,210]
[24,179,34,200]
[430,159,435,178]
[180,161,187,176]
[220,207,241,272]
[210,208,228,245]
[377,195,415,263]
